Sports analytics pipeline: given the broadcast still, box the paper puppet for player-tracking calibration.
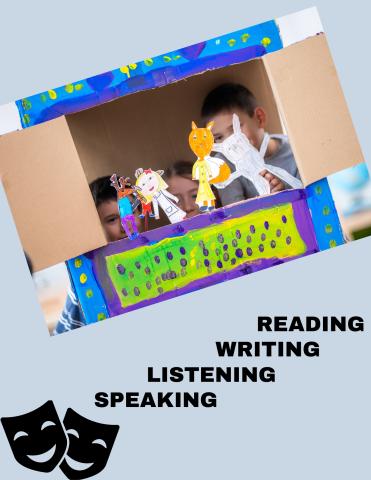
[189,121,230,212]
[212,114,303,194]
[1,401,68,473]
[110,174,139,239]
[59,408,119,480]
[135,168,186,223]
[131,187,155,232]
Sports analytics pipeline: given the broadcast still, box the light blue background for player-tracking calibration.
[0,1,370,478]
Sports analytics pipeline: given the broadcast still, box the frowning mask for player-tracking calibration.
[60,408,119,480]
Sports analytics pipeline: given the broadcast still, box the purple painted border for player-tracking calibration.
[89,189,318,317]
[99,189,309,256]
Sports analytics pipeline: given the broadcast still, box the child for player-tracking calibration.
[53,176,131,334]
[201,83,301,206]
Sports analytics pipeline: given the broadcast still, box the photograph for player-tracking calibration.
[0,7,369,335]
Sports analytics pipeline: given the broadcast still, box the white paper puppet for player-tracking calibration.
[211,114,303,194]
[135,168,186,224]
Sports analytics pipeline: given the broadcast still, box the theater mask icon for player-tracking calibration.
[1,400,68,473]
[60,408,119,480]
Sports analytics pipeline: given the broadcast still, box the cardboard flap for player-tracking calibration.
[0,117,107,271]
[263,34,364,185]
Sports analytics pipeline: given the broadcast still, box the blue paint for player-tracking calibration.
[305,178,345,250]
[16,20,282,127]
[66,255,109,324]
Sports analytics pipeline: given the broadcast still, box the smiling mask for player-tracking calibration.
[1,400,68,473]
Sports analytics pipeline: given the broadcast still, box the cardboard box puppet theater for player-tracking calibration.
[0,12,364,327]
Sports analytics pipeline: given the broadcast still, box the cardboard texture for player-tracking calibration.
[264,34,364,185]
[67,58,283,183]
[0,33,363,271]
[0,117,106,271]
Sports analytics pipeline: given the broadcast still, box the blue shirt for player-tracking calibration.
[53,287,86,335]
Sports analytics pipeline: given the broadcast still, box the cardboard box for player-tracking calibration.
[0,31,363,272]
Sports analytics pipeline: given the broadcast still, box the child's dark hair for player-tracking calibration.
[89,176,117,207]
[201,83,258,120]
[165,160,193,179]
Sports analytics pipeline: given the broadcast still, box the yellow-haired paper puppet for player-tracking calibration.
[189,121,230,212]
[135,168,186,224]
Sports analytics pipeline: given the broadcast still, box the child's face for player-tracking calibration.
[167,175,199,218]
[210,107,266,148]
[97,200,126,242]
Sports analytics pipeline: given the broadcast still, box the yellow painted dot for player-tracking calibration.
[74,258,83,268]
[323,205,330,216]
[120,66,130,78]
[40,93,47,102]
[23,114,30,125]
[329,239,337,248]
[129,63,137,70]
[86,289,94,298]
[48,89,57,100]
[144,58,154,66]
[163,55,172,62]
[97,312,106,321]
[315,185,322,195]
[74,83,83,91]
[241,33,250,42]
[173,55,181,60]
[227,38,236,47]
[190,259,196,267]
[22,99,32,110]
[261,37,271,47]
[325,224,333,234]
[80,273,88,284]
[65,84,74,93]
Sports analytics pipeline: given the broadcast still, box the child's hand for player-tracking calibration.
[260,170,285,193]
